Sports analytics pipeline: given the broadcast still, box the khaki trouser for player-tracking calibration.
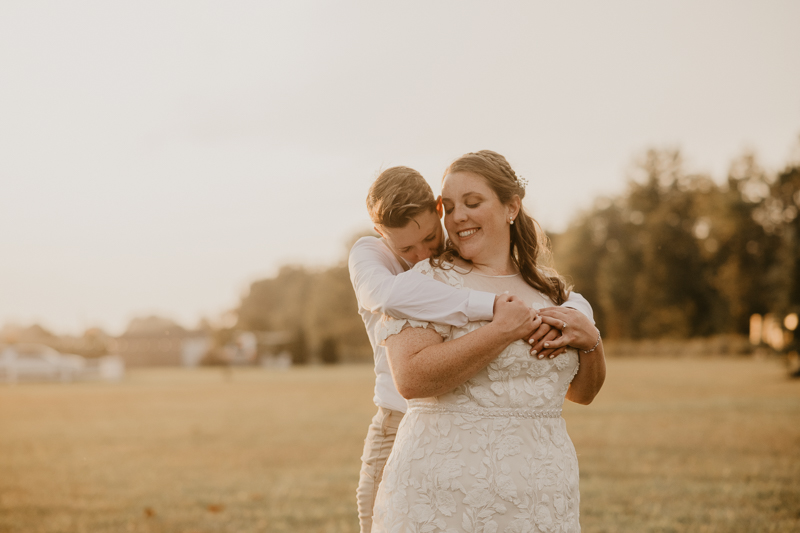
[356,406,404,533]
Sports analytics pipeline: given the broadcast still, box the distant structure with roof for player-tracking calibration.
[111,316,212,367]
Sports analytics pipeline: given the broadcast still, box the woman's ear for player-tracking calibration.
[436,196,443,218]
[508,195,521,221]
[374,225,385,238]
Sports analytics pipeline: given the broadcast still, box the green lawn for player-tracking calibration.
[0,358,798,533]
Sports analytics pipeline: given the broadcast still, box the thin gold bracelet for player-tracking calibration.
[582,332,601,354]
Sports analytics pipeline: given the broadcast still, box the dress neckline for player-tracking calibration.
[469,271,520,278]
[451,263,520,278]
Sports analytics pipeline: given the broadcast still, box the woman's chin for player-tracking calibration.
[455,245,478,261]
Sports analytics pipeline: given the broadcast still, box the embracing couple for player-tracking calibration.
[348,150,606,533]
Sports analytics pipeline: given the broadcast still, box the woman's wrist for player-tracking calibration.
[483,321,515,347]
[581,330,601,353]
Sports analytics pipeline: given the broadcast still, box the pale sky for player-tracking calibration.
[2,1,799,335]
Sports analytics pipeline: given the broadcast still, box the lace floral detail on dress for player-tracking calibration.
[372,260,583,533]
[414,259,466,289]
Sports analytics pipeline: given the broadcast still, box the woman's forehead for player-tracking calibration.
[442,171,494,199]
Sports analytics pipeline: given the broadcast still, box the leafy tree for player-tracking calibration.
[236,263,371,362]
[289,328,310,365]
[319,337,339,365]
[554,146,800,340]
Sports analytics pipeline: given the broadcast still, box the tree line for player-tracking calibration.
[552,149,799,341]
[236,263,372,363]
[235,147,800,362]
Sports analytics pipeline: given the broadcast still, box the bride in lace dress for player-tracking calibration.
[371,151,606,533]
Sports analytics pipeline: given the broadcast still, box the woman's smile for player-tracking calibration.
[457,228,480,238]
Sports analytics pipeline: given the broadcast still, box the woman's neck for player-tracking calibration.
[456,254,518,276]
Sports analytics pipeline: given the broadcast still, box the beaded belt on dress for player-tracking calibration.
[407,403,562,419]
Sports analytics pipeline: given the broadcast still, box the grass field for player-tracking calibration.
[0,357,798,533]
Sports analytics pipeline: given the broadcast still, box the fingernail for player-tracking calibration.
[531,350,537,355]
[538,354,543,359]
[528,339,534,345]
[543,343,549,348]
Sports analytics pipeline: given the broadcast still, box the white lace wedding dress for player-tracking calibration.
[372,260,581,533]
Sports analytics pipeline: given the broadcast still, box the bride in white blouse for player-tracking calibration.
[371,151,606,533]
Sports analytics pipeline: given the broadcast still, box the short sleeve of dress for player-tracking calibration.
[376,316,452,345]
[375,259,459,345]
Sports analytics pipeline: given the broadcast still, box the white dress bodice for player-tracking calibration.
[373,260,582,533]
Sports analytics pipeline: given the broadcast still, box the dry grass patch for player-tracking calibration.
[0,358,798,532]
[0,367,375,533]
[566,357,800,533]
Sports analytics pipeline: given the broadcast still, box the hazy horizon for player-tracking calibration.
[2,1,799,336]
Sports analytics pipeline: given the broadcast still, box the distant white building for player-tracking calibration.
[0,343,125,383]
[181,334,212,367]
[112,322,212,367]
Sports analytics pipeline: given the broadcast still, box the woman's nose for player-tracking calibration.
[452,205,467,222]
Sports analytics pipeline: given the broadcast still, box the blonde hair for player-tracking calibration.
[367,166,438,228]
[435,150,570,305]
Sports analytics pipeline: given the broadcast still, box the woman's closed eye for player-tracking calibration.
[444,202,479,215]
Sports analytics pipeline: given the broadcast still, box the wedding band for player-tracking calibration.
[562,322,568,329]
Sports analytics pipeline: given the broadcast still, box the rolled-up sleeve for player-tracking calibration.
[562,291,595,324]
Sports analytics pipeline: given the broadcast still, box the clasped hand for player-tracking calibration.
[492,295,599,359]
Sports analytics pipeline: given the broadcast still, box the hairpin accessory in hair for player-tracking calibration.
[515,174,529,189]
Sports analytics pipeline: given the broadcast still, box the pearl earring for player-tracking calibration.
[510,217,514,225]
